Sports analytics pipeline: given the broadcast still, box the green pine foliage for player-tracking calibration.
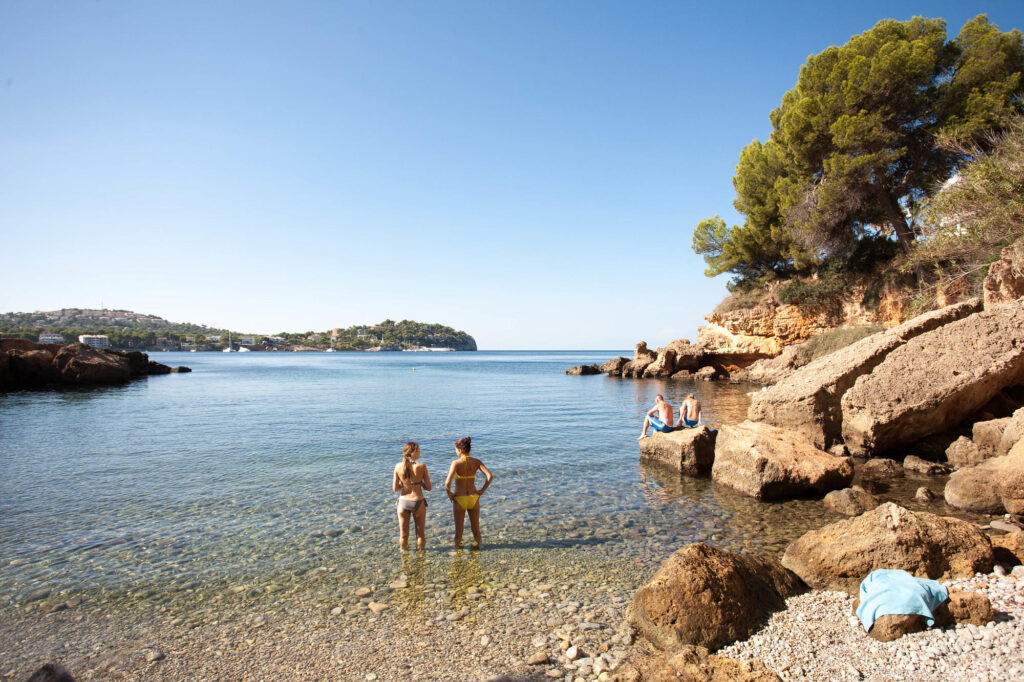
[693,14,1024,297]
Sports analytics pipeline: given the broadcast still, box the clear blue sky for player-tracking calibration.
[3,1,1022,349]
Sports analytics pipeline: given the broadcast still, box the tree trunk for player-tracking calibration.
[872,182,916,255]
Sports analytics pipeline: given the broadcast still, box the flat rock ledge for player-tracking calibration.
[711,421,854,500]
[781,503,995,594]
[638,427,717,477]
[747,299,981,449]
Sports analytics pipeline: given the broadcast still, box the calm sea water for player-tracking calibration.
[0,351,944,611]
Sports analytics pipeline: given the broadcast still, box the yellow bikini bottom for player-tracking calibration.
[454,494,479,511]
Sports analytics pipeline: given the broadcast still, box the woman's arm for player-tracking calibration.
[392,468,402,493]
[477,462,493,495]
[444,462,456,500]
[421,464,432,491]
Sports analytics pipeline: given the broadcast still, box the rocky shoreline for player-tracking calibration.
[603,293,1024,679]
[0,339,189,392]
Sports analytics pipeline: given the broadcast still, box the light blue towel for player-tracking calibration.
[855,569,949,632]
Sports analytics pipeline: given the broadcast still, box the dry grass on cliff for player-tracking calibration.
[713,289,767,314]
[792,325,884,365]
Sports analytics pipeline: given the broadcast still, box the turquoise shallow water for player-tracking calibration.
[0,350,908,609]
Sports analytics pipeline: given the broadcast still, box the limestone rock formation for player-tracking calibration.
[915,486,938,503]
[643,349,677,378]
[996,407,1024,458]
[626,543,805,651]
[946,436,984,469]
[729,343,809,384]
[711,421,853,499]
[997,440,1024,515]
[565,364,601,376]
[748,299,981,449]
[841,298,1024,455]
[639,427,717,477]
[781,503,994,593]
[983,243,1024,308]
[989,532,1024,565]
[623,342,658,378]
[600,356,630,376]
[973,417,1011,457]
[944,458,1008,514]
[823,487,880,516]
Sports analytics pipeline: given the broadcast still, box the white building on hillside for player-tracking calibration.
[78,334,110,349]
[38,333,64,344]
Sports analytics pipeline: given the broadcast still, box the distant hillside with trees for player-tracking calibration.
[692,14,1024,315]
[0,309,477,351]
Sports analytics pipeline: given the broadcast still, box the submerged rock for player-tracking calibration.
[626,542,805,651]
[823,487,880,516]
[781,503,994,593]
[711,421,853,499]
[902,455,950,476]
[639,427,717,477]
[860,458,904,478]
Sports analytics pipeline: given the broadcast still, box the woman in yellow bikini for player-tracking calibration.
[444,436,493,548]
[393,441,431,551]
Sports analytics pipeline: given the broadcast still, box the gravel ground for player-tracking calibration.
[719,568,1024,682]
[0,564,637,682]
[5,564,1024,682]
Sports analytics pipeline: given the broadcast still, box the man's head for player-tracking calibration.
[655,394,665,403]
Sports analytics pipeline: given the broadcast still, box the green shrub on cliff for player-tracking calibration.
[792,326,885,365]
[908,116,1024,290]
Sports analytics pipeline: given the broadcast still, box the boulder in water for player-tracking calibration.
[639,426,717,477]
[823,487,880,516]
[711,421,853,499]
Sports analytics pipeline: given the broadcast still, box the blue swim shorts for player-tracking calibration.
[650,417,673,432]
[682,418,699,428]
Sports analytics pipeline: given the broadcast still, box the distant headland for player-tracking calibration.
[0,309,477,352]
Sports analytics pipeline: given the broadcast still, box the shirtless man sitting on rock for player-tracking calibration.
[678,393,703,428]
[639,394,675,439]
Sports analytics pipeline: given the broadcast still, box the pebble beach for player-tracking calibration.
[720,567,1024,682]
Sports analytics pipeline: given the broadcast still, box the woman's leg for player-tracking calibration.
[413,503,427,550]
[397,508,410,550]
[453,501,466,548]
[468,503,482,546]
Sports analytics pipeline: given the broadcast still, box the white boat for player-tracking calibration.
[223,332,235,352]
[325,347,336,353]
[238,346,250,353]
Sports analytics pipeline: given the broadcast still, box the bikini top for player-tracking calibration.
[454,456,476,480]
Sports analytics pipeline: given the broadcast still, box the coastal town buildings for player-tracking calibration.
[77,334,110,349]
[37,333,64,344]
